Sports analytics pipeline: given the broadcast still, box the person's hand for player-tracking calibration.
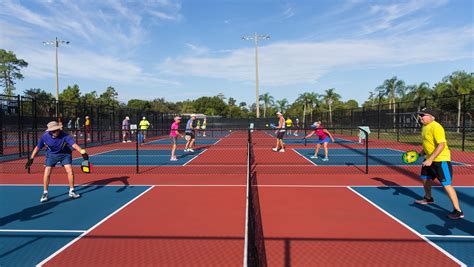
[422,158,433,167]
[25,158,34,169]
[331,138,335,143]
[80,149,89,160]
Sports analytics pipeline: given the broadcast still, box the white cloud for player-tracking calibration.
[159,27,474,86]
[282,3,296,19]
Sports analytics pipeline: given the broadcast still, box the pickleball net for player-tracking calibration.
[244,130,267,267]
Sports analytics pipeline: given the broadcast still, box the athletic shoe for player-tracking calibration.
[40,193,48,203]
[69,190,81,199]
[184,149,189,152]
[415,196,434,205]
[127,140,132,143]
[272,148,278,152]
[170,157,178,161]
[188,149,195,152]
[447,209,464,219]
[294,134,298,136]
[322,157,329,161]
[310,155,318,159]
[122,141,126,143]
[279,149,285,152]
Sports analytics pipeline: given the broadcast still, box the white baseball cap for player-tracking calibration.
[174,116,182,120]
[190,114,196,117]
[276,112,282,115]
[142,116,146,120]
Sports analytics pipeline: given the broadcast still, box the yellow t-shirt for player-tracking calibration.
[85,119,90,126]
[421,121,450,161]
[139,120,150,130]
[285,118,293,127]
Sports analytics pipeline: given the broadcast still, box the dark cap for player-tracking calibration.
[416,107,437,117]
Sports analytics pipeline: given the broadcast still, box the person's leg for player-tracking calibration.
[323,142,329,158]
[444,185,461,211]
[274,138,279,150]
[43,167,53,192]
[422,179,433,199]
[64,164,75,190]
[190,138,196,150]
[171,143,176,158]
[315,144,321,157]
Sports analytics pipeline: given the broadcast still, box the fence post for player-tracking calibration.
[17,95,22,157]
[396,102,400,143]
[0,102,3,156]
[377,102,381,139]
[461,94,466,151]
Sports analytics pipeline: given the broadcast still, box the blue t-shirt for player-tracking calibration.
[37,131,75,155]
[185,119,194,133]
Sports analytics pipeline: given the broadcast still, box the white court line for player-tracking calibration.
[182,149,208,166]
[346,186,466,267]
[291,148,318,166]
[423,235,474,239]
[0,229,86,233]
[2,184,473,188]
[72,149,119,161]
[36,185,155,267]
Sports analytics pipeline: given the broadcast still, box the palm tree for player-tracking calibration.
[322,88,341,126]
[406,82,431,111]
[276,98,289,113]
[442,71,473,132]
[296,92,319,127]
[259,92,274,118]
[378,77,405,125]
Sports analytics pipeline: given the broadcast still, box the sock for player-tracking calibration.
[43,190,48,194]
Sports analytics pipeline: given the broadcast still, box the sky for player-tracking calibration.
[1,0,473,106]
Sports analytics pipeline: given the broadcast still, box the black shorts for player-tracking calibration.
[276,131,285,139]
[185,132,195,140]
[420,161,453,186]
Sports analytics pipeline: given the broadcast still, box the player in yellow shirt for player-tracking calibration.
[285,117,293,135]
[415,108,463,219]
[139,117,151,141]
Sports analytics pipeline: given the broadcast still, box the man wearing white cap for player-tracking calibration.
[184,114,197,152]
[273,112,286,152]
[26,121,88,202]
[139,116,151,142]
[122,116,131,143]
[169,116,184,161]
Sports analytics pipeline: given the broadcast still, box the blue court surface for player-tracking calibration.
[284,137,356,144]
[351,186,474,266]
[293,148,467,166]
[72,149,206,166]
[0,185,151,266]
[147,137,220,145]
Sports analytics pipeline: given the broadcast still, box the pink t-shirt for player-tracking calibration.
[315,126,328,140]
[170,122,179,137]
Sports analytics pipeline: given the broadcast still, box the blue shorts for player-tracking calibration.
[318,137,331,144]
[45,153,72,167]
[420,161,453,186]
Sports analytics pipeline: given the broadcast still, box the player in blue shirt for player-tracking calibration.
[26,121,89,203]
[184,114,197,152]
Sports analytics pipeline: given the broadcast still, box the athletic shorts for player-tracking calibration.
[45,153,72,167]
[170,136,178,145]
[318,137,331,144]
[185,132,195,140]
[276,131,285,139]
[420,161,453,186]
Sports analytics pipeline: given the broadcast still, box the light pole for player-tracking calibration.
[43,37,69,118]
[242,33,270,118]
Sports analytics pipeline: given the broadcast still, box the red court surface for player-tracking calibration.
[43,186,246,266]
[259,186,459,266]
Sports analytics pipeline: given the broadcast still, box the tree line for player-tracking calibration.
[1,49,472,124]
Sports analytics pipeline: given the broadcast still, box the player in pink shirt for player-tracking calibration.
[305,121,335,161]
[170,116,184,161]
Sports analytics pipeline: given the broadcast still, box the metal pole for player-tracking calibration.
[396,102,400,143]
[461,94,466,151]
[254,33,260,119]
[136,131,139,174]
[365,128,369,174]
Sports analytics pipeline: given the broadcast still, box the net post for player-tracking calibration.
[136,130,139,174]
[461,94,466,152]
[365,128,369,174]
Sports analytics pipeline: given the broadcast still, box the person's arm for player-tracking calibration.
[26,137,44,169]
[305,131,314,139]
[72,143,89,160]
[324,129,335,142]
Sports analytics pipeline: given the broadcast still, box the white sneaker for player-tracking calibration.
[322,157,329,161]
[170,157,178,161]
[127,140,132,143]
[40,192,48,203]
[279,149,285,152]
[310,155,318,159]
[272,148,278,152]
[184,149,189,152]
[188,149,194,152]
[69,190,81,199]
[122,141,126,143]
